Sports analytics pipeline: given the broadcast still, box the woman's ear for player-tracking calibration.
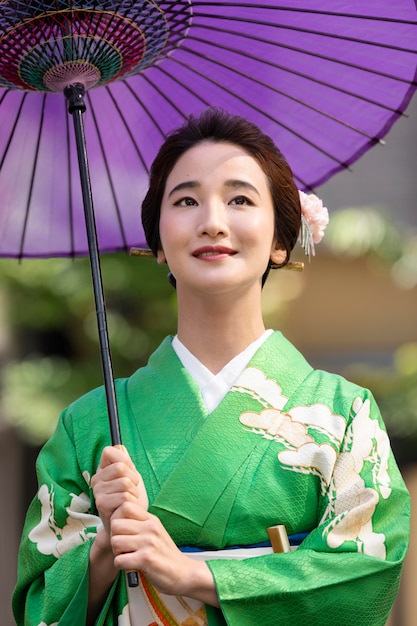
[270,244,287,266]
[156,249,167,264]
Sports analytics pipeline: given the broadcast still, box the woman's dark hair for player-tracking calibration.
[142,107,301,270]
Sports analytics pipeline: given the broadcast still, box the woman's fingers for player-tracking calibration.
[93,467,139,495]
[111,512,175,567]
[92,446,149,527]
[92,451,218,604]
[111,504,160,549]
[110,512,204,598]
[100,445,137,470]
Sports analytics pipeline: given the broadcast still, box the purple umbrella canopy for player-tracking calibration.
[1,1,417,259]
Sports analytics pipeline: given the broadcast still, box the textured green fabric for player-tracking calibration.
[13,332,410,625]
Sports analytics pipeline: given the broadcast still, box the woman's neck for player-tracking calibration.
[176,287,266,374]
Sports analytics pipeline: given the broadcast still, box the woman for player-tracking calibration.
[13,108,409,626]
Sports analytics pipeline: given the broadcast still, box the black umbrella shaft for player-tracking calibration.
[64,84,122,447]
[65,83,138,589]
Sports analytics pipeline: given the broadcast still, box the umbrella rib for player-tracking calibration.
[147,62,338,189]
[122,78,171,141]
[183,36,398,129]
[147,63,213,110]
[83,5,120,72]
[32,9,64,68]
[190,22,415,88]
[104,85,150,174]
[152,61,313,187]
[134,72,191,122]
[197,3,417,26]
[77,8,94,62]
[86,91,129,251]
[58,7,74,64]
[169,49,379,154]
[79,4,106,66]
[65,104,75,257]
[19,93,47,259]
[194,9,417,55]
[0,90,27,171]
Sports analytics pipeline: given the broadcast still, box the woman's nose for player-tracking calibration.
[198,202,229,237]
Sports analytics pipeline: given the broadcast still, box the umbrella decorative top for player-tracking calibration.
[0,2,192,92]
[1,1,417,259]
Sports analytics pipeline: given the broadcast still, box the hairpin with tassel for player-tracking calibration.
[298,190,329,260]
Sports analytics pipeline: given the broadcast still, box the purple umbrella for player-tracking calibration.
[1,2,417,259]
[1,0,416,587]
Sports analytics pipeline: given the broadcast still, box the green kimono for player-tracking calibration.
[13,332,410,626]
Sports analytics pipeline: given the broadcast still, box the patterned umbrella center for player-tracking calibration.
[0,1,192,92]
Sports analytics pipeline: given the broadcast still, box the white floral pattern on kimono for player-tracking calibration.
[119,604,131,625]
[320,397,391,559]
[29,471,102,558]
[233,367,391,559]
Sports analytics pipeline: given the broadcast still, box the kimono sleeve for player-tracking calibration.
[12,408,120,626]
[206,390,410,626]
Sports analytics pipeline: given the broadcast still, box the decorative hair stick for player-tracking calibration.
[130,247,156,257]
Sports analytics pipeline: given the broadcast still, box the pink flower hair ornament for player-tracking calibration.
[299,190,329,259]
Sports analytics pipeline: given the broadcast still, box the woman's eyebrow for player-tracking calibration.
[225,179,260,196]
[167,179,260,197]
[168,181,200,197]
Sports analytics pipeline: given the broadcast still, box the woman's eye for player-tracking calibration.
[174,197,197,206]
[230,195,252,206]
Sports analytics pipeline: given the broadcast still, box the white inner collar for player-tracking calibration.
[172,330,273,412]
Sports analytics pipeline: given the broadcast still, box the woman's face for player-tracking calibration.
[157,140,286,297]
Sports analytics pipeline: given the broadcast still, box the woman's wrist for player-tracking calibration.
[87,529,119,624]
[183,559,220,608]
[90,527,115,563]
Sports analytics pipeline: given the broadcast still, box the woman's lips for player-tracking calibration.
[192,246,236,259]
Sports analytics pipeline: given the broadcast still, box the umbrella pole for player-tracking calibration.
[64,84,139,588]
[64,83,122,447]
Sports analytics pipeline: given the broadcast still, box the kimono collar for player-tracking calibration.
[172,330,273,412]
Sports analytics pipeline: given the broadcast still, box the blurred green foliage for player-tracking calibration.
[341,343,417,463]
[326,207,417,289]
[0,253,176,443]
